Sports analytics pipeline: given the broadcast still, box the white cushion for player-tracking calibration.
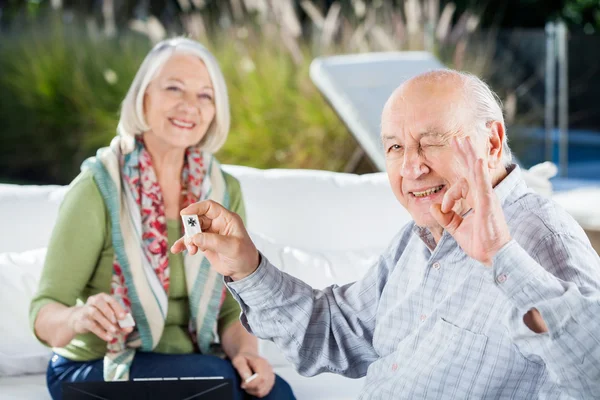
[0,248,52,377]
[250,232,379,289]
[552,187,600,231]
[0,374,50,399]
[0,184,67,253]
[521,162,557,197]
[224,166,410,251]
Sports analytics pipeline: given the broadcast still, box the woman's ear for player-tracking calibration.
[487,121,504,168]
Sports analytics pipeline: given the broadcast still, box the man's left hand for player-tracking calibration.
[231,352,275,398]
[430,137,512,266]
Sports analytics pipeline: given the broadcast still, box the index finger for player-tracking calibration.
[452,137,474,174]
[102,294,127,320]
[171,237,187,254]
[461,137,494,195]
[232,357,253,382]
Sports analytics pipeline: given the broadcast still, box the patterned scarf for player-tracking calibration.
[82,136,229,381]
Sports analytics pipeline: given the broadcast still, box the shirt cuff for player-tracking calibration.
[491,240,566,314]
[225,252,284,308]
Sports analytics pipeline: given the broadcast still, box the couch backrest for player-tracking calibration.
[0,184,69,253]
[0,166,411,254]
[224,166,411,252]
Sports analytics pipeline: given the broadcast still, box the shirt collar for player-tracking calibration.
[493,164,529,207]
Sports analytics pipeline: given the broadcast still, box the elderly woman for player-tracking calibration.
[30,38,295,400]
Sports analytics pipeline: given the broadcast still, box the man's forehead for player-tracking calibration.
[382,128,455,142]
[381,90,469,129]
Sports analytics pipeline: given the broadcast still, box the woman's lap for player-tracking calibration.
[47,352,294,400]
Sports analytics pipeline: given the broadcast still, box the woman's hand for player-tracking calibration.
[68,293,133,342]
[231,351,276,398]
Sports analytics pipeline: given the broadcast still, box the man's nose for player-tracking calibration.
[400,147,427,179]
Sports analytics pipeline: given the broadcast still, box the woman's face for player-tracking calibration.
[143,53,216,150]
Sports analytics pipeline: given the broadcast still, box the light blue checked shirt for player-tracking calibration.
[227,166,600,399]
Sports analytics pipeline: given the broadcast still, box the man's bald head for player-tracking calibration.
[382,69,512,166]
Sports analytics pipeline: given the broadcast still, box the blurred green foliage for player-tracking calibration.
[1,0,548,184]
[0,12,356,184]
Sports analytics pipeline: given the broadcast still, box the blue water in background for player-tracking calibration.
[510,127,600,191]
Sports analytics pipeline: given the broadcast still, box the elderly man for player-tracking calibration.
[172,70,600,399]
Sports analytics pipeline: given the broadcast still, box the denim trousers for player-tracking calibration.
[47,352,295,400]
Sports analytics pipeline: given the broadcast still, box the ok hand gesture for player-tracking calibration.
[430,137,512,266]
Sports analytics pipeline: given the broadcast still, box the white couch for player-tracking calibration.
[1,165,599,400]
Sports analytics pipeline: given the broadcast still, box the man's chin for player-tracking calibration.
[412,214,443,231]
[409,205,440,226]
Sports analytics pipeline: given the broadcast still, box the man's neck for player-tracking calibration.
[430,226,444,243]
[491,165,509,189]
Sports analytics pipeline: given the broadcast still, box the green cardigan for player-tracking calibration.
[29,169,244,361]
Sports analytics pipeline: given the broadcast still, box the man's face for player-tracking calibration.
[382,80,486,230]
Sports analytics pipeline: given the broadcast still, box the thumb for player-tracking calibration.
[190,232,235,256]
[246,355,265,373]
[430,203,462,235]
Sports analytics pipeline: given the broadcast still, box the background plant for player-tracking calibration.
[0,0,523,184]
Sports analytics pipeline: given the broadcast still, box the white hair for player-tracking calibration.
[458,71,513,167]
[117,37,230,154]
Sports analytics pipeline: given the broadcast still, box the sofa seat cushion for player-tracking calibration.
[0,248,52,377]
[0,374,49,399]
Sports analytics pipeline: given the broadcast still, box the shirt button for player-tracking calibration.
[420,314,427,322]
[392,363,398,371]
[432,262,441,270]
[496,274,508,284]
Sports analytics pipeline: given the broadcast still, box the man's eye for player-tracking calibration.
[388,144,403,152]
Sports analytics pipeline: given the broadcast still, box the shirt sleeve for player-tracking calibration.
[491,234,600,397]
[225,231,407,378]
[29,170,108,345]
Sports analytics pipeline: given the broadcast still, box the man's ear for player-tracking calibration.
[487,121,504,168]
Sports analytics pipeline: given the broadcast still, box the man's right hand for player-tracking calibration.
[68,293,133,342]
[171,200,260,281]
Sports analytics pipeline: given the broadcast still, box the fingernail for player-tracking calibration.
[111,326,117,333]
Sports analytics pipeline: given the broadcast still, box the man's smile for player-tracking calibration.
[410,184,445,198]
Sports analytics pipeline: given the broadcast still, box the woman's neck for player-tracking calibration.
[142,133,185,182]
[141,133,188,220]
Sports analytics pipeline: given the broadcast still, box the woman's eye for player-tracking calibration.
[166,86,181,92]
[198,93,213,101]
